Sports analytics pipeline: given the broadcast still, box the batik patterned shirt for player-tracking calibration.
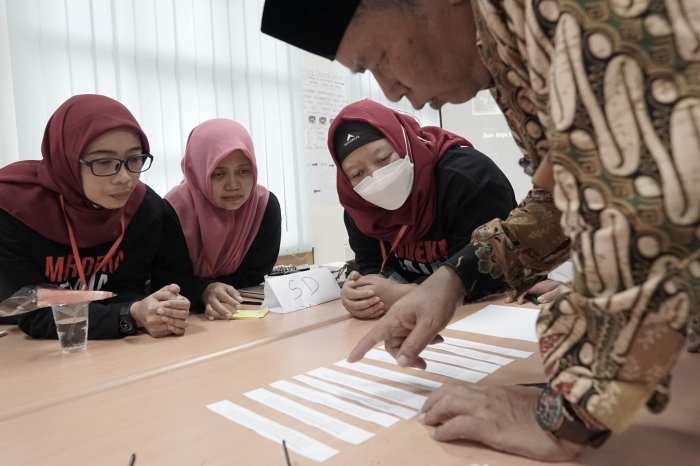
[463,0,700,432]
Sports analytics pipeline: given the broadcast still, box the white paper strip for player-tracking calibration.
[447,305,539,342]
[440,337,533,358]
[431,343,514,365]
[363,348,405,365]
[270,380,398,428]
[420,349,501,373]
[244,388,373,445]
[294,374,417,420]
[364,349,487,383]
[206,400,337,463]
[308,368,426,410]
[335,360,442,391]
[423,361,487,383]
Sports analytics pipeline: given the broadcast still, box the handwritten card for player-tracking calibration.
[263,268,341,313]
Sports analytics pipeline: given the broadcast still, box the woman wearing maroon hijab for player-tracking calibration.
[0,94,201,339]
[329,100,516,319]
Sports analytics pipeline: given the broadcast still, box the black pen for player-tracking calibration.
[282,440,291,466]
[128,453,136,466]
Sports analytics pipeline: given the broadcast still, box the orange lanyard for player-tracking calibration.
[59,196,126,290]
[379,225,408,273]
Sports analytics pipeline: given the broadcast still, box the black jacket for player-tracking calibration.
[0,187,204,339]
[346,145,516,289]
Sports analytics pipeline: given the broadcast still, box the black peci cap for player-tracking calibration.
[261,0,362,60]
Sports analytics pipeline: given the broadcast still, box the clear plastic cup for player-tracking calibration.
[51,303,89,353]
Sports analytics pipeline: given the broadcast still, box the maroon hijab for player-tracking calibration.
[0,94,149,248]
[328,99,472,242]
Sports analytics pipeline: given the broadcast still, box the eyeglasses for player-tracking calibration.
[80,154,154,177]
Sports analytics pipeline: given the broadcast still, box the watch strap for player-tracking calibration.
[118,304,137,336]
[536,386,611,448]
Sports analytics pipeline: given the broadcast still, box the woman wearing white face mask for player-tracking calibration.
[329,99,517,319]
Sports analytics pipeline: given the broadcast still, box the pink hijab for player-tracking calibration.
[165,119,270,277]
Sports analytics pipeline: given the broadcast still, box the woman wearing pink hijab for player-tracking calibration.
[166,119,281,320]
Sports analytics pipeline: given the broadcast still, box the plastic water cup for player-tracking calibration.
[51,303,89,353]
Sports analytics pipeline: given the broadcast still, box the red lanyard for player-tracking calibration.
[379,225,408,273]
[59,196,126,290]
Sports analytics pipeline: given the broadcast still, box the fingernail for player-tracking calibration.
[416,413,426,424]
[397,355,409,367]
[156,309,163,315]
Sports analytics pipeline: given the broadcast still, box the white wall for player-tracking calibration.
[300,54,352,265]
[441,92,532,202]
[310,200,355,265]
[0,0,19,167]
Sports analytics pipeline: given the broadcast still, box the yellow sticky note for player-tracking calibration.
[230,309,269,320]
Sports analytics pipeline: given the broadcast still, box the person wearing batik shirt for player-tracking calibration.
[261,0,700,461]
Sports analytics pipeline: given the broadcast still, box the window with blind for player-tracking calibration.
[1,0,440,255]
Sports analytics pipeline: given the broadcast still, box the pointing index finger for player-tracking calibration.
[347,316,395,362]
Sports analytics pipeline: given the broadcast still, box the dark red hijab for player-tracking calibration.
[0,94,149,248]
[328,99,472,242]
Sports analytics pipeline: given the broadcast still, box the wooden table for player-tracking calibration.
[0,301,348,421]
[2,300,696,466]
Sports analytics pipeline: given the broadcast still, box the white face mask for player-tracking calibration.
[353,127,414,211]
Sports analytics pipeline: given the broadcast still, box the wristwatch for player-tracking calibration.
[118,305,138,336]
[535,385,611,447]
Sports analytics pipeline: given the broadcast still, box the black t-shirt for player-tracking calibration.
[183,191,282,290]
[0,187,204,339]
[345,146,516,288]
